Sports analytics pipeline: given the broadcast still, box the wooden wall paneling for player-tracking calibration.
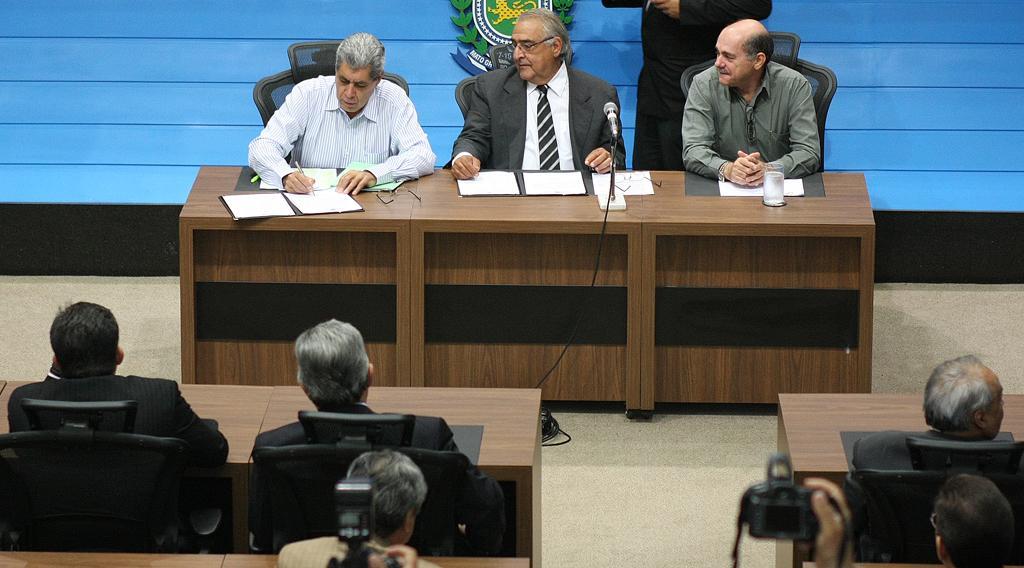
[194,341,396,387]
[180,215,197,384]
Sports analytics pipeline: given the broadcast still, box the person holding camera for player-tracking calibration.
[277,450,440,568]
[252,320,505,554]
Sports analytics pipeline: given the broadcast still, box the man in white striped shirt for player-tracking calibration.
[249,33,436,195]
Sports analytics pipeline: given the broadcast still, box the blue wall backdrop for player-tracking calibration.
[1,0,1022,210]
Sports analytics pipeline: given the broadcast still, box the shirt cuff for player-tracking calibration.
[366,164,391,185]
[271,164,297,189]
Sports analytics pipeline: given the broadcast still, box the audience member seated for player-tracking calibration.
[932,474,1015,568]
[251,319,505,554]
[7,302,228,467]
[853,354,1004,470]
[277,450,439,568]
[682,19,820,185]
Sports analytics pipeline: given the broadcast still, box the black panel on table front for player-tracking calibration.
[195,282,395,342]
[425,285,627,344]
[655,287,859,348]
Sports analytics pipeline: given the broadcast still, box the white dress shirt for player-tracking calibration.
[522,62,574,170]
[248,76,436,189]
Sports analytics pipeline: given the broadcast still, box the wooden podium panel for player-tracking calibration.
[408,173,642,407]
[181,168,874,411]
[636,173,875,407]
[180,167,413,387]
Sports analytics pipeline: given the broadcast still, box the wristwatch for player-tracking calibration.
[718,162,729,182]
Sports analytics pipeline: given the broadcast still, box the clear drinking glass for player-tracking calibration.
[762,161,786,207]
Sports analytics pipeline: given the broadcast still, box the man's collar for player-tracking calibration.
[527,61,568,96]
[325,81,382,123]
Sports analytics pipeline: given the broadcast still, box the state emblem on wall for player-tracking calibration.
[450,0,575,75]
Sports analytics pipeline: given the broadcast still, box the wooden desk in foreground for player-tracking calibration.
[262,386,542,563]
[779,393,1024,568]
[0,552,529,567]
[181,168,874,412]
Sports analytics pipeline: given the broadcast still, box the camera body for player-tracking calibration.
[740,453,819,542]
[333,477,400,568]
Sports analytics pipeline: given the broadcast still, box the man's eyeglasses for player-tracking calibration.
[376,187,420,205]
[511,36,555,53]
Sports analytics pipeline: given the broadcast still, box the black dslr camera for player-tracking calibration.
[738,453,818,541]
[330,477,399,568]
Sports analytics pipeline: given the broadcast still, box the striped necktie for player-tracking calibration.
[536,84,560,170]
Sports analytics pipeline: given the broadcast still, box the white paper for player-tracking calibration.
[457,171,521,196]
[718,178,805,197]
[522,171,587,196]
[260,168,339,190]
[284,190,363,215]
[221,193,296,220]
[592,171,655,196]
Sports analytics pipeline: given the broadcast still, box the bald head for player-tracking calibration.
[714,19,773,93]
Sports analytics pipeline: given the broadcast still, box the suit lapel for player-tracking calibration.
[504,71,528,169]
[567,68,593,169]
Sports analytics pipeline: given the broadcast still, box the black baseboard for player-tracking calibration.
[2,204,1023,283]
[0,204,181,276]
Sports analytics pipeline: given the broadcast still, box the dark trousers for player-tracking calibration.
[632,110,684,171]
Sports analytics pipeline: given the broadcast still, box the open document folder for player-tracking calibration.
[258,163,403,192]
[220,190,362,220]
[457,170,590,197]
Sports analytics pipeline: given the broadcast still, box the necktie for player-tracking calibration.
[536,85,560,171]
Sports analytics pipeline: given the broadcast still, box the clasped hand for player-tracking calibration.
[725,151,765,186]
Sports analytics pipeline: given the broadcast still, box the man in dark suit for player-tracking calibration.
[451,8,624,179]
[6,302,228,468]
[251,319,505,554]
[852,355,1005,470]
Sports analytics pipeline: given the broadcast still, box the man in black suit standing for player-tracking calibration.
[251,319,505,554]
[7,302,228,468]
[451,8,624,178]
[852,354,1005,470]
[603,0,772,170]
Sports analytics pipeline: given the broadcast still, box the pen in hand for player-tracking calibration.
[293,161,316,195]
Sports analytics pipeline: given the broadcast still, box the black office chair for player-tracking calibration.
[20,398,137,432]
[252,41,411,126]
[852,469,1024,564]
[906,436,1024,474]
[298,411,416,447]
[251,444,468,555]
[678,32,836,171]
[455,75,478,118]
[0,429,187,552]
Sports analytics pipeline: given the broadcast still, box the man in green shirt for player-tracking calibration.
[682,19,820,185]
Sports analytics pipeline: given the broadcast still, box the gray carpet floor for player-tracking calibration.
[2,277,1023,567]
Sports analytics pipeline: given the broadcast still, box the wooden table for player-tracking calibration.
[0,382,274,554]
[261,386,542,563]
[0,552,529,567]
[180,167,875,412]
[224,555,530,567]
[779,393,1024,568]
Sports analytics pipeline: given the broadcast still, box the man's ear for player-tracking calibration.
[115,346,125,366]
[754,52,767,70]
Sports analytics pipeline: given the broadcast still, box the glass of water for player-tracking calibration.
[762,161,785,207]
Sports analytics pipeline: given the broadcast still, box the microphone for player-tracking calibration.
[603,101,619,137]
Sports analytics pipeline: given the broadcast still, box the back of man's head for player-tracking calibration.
[923,355,999,436]
[933,474,1014,568]
[294,319,370,408]
[347,450,428,544]
[50,302,119,378]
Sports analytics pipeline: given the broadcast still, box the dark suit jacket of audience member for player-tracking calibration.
[452,65,626,170]
[7,375,229,468]
[251,403,506,554]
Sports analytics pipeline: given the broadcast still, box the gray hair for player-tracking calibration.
[518,8,571,59]
[923,355,994,432]
[347,450,428,539]
[294,319,369,407]
[335,32,386,79]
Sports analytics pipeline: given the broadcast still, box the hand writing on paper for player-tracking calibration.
[283,172,316,194]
